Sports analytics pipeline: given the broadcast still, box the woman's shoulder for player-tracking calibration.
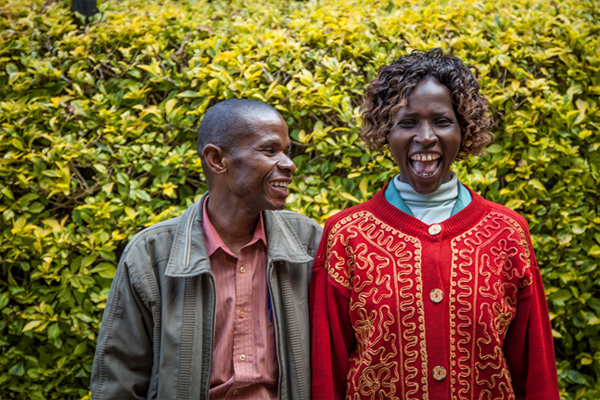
[322,191,385,232]
[471,189,531,231]
[323,201,374,230]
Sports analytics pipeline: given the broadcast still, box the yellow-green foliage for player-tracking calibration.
[1,0,599,398]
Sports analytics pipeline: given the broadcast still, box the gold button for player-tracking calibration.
[239,310,246,318]
[232,390,239,395]
[430,288,444,303]
[428,224,442,235]
[240,266,246,273]
[239,354,246,362]
[432,365,446,381]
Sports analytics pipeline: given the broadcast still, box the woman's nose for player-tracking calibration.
[414,123,437,145]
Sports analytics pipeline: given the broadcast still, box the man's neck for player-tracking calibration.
[205,194,261,255]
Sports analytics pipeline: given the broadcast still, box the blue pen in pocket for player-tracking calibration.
[268,294,273,322]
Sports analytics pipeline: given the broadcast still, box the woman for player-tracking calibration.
[310,49,559,400]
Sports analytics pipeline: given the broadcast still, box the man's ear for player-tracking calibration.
[202,144,227,175]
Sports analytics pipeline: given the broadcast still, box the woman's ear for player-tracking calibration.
[202,144,227,175]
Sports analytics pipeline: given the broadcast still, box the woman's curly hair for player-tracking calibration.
[360,48,492,160]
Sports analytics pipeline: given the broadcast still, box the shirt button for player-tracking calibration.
[239,310,246,318]
[430,288,444,303]
[428,224,442,236]
[232,390,239,395]
[240,266,246,274]
[432,365,447,381]
[239,354,246,362]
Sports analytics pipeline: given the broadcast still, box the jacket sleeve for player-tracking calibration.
[310,229,355,400]
[503,266,560,400]
[91,258,155,400]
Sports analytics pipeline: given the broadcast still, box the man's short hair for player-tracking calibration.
[197,98,281,158]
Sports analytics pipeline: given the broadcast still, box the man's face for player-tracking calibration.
[223,112,295,213]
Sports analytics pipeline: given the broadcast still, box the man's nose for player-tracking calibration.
[278,153,296,174]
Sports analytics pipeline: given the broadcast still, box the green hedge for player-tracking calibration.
[1,0,599,398]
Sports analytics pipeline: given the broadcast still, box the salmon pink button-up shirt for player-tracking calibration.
[202,199,279,399]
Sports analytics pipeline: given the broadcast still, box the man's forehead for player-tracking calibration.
[235,113,289,145]
[237,109,283,125]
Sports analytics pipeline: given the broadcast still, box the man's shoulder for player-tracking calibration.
[128,216,181,246]
[272,209,321,228]
[266,210,323,253]
[120,213,186,267]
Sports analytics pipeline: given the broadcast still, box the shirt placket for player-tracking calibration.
[231,249,252,394]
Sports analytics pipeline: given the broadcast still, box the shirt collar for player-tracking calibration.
[202,196,267,257]
[393,171,459,203]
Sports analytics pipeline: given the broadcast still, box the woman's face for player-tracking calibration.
[388,76,462,194]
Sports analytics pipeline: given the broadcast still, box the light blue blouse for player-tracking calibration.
[384,172,472,224]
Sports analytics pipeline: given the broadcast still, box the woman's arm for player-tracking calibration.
[310,243,355,400]
[503,267,559,400]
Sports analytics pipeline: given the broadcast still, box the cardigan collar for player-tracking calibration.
[370,183,489,240]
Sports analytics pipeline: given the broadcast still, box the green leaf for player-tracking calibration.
[90,262,117,279]
[588,245,600,257]
[0,292,9,309]
[47,323,61,339]
[486,143,503,154]
[8,363,24,377]
[22,320,43,332]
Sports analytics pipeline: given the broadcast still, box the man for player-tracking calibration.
[91,99,322,399]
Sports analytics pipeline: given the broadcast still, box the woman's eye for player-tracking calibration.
[436,119,452,127]
[398,120,415,128]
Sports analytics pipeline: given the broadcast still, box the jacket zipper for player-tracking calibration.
[183,202,199,266]
[201,273,217,400]
[267,257,283,399]
[273,215,296,252]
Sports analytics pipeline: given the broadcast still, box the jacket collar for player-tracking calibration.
[165,192,313,278]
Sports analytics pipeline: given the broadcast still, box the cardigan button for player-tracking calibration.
[432,365,447,381]
[428,224,442,235]
[430,288,444,303]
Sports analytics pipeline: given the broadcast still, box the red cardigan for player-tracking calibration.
[310,185,559,400]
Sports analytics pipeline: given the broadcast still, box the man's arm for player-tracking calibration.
[91,258,154,400]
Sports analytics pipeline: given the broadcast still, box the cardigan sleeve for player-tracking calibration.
[503,266,559,400]
[310,238,355,400]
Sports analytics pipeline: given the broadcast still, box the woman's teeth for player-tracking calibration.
[410,154,440,162]
[418,171,436,177]
[410,154,441,177]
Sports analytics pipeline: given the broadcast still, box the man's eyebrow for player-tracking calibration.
[258,139,287,147]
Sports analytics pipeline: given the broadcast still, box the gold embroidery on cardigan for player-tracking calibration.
[450,212,534,400]
[326,211,428,400]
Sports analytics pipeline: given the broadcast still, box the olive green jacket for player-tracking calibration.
[91,194,322,400]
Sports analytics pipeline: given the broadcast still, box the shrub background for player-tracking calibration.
[1,0,599,398]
